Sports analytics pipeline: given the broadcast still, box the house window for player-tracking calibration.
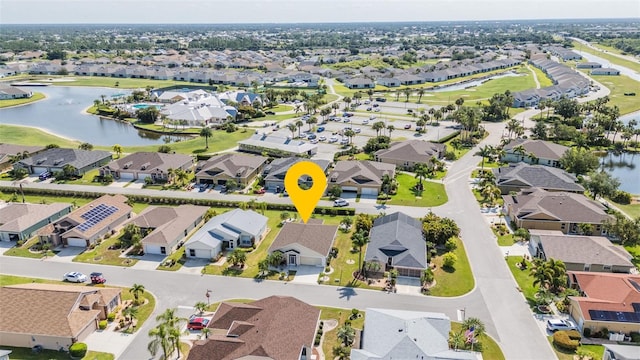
[160,247,166,255]
[288,254,297,265]
[584,264,591,271]
[561,223,566,230]
[189,249,195,257]
[603,265,612,271]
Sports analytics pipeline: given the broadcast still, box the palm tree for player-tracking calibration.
[530,259,553,290]
[122,305,138,326]
[148,324,171,360]
[414,163,429,191]
[331,102,340,115]
[387,125,395,138]
[194,301,207,315]
[337,324,356,347]
[462,317,486,338]
[332,345,350,360]
[100,94,106,104]
[344,129,356,144]
[402,88,411,102]
[417,88,425,103]
[351,230,369,275]
[129,283,145,305]
[481,184,501,205]
[156,308,187,359]
[307,116,317,131]
[112,144,123,159]
[287,123,297,138]
[455,97,465,110]
[295,120,304,138]
[476,145,494,171]
[200,126,213,149]
[372,121,386,137]
[340,216,353,230]
[449,330,466,350]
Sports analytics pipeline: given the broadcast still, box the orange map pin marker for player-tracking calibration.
[284,161,327,223]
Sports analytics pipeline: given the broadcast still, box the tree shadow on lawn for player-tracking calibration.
[192,148,207,154]
[222,266,244,276]
[441,265,456,273]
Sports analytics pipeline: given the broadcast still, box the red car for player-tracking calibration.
[254,187,266,194]
[187,317,210,330]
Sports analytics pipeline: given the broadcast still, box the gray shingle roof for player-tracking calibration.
[0,203,71,233]
[375,140,445,164]
[103,152,193,173]
[268,222,338,257]
[262,157,330,183]
[503,139,568,161]
[533,232,634,268]
[186,209,268,249]
[130,205,208,246]
[330,161,396,186]
[18,148,112,170]
[493,163,584,192]
[365,212,426,269]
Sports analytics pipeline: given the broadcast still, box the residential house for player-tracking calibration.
[328,161,396,196]
[492,163,584,194]
[576,62,602,69]
[238,133,318,157]
[528,230,635,273]
[501,139,569,168]
[344,77,375,89]
[351,308,479,360]
[195,153,267,187]
[603,344,640,360]
[127,205,208,256]
[0,349,10,360]
[591,68,621,76]
[14,148,112,176]
[99,152,193,182]
[0,203,72,242]
[0,283,121,350]
[0,144,45,171]
[377,77,401,87]
[365,212,426,278]
[374,140,445,171]
[188,296,320,360]
[567,271,640,335]
[0,86,33,100]
[502,188,613,235]
[38,194,132,247]
[184,209,268,259]
[268,220,338,267]
[262,158,330,191]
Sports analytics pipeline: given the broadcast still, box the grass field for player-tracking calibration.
[0,92,46,108]
[319,306,365,357]
[451,322,505,360]
[384,173,448,207]
[37,76,196,89]
[0,124,82,148]
[572,41,640,74]
[584,73,640,115]
[506,256,537,309]
[428,237,475,297]
[528,64,554,88]
[611,201,640,219]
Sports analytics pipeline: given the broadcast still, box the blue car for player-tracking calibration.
[307,134,317,140]
[317,127,325,133]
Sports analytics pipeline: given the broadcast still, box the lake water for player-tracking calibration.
[600,151,640,194]
[0,86,191,146]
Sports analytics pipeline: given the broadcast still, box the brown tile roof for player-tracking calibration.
[196,153,267,179]
[534,233,634,268]
[568,272,640,320]
[188,296,319,360]
[503,188,612,224]
[0,203,71,233]
[329,160,395,186]
[504,139,569,160]
[269,222,338,257]
[375,140,445,164]
[61,194,132,240]
[102,152,193,173]
[129,205,208,246]
[0,283,120,338]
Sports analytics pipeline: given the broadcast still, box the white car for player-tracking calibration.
[374,108,381,112]
[310,138,319,144]
[354,128,361,133]
[333,198,349,207]
[64,272,87,283]
[328,136,339,143]
[546,319,577,332]
[362,119,369,125]
[369,115,376,120]
[319,135,327,141]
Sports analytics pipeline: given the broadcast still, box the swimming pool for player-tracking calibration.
[132,104,163,110]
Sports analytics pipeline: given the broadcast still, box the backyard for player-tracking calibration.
[0,92,46,108]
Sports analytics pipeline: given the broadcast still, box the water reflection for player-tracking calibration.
[600,151,639,194]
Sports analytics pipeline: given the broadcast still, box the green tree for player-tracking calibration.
[351,230,369,274]
[287,123,297,138]
[199,126,213,149]
[328,185,343,199]
[147,324,171,360]
[372,121,386,137]
[129,283,145,305]
[193,301,207,315]
[476,145,494,171]
[336,323,356,347]
[583,171,620,199]
[442,252,457,268]
[560,148,599,175]
[414,163,429,191]
[112,144,123,158]
[604,213,640,245]
[422,212,460,245]
[462,317,486,338]
[156,308,187,359]
[158,145,172,153]
[354,213,373,233]
[136,106,160,124]
[340,216,353,231]
[78,142,94,151]
[122,306,138,326]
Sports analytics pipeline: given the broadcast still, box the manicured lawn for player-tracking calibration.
[157,247,186,271]
[624,244,640,268]
[60,169,108,186]
[0,192,93,207]
[0,92,46,108]
[548,337,605,360]
[578,72,640,115]
[120,287,156,333]
[478,160,507,169]
[611,201,640,219]
[319,306,365,357]
[41,75,195,89]
[506,256,537,309]
[3,237,55,259]
[451,322,505,360]
[0,274,57,286]
[0,124,82,148]
[572,41,640,74]
[73,234,139,267]
[336,153,371,161]
[492,224,515,246]
[383,172,448,207]
[267,104,293,112]
[0,347,114,360]
[528,64,554,88]
[428,237,475,297]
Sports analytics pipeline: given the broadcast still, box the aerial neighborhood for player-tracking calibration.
[0,17,639,360]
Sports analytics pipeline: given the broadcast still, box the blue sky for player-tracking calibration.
[1,0,638,24]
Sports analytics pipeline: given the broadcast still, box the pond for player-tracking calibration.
[600,151,640,194]
[0,86,191,146]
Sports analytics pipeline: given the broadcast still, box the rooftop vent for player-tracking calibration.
[141,162,151,170]
[123,161,133,169]
[53,158,64,166]
[36,158,47,165]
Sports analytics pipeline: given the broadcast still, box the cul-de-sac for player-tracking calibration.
[0,4,639,360]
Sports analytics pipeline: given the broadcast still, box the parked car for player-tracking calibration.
[546,319,577,332]
[38,171,52,181]
[375,97,387,102]
[369,115,376,120]
[265,111,276,115]
[404,124,411,129]
[90,272,106,284]
[343,118,350,123]
[415,126,423,132]
[316,127,325,132]
[310,138,319,144]
[333,198,349,207]
[374,108,381,112]
[187,316,210,331]
[364,100,371,104]
[362,119,369,125]
[372,103,380,107]
[354,128,361,133]
[366,107,372,111]
[307,134,317,140]
[64,272,87,283]
[329,136,339,143]
[319,135,327,141]
[254,187,266,194]
[340,138,349,145]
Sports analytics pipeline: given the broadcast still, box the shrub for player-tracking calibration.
[442,252,457,268]
[601,327,609,338]
[553,331,579,351]
[445,238,457,252]
[611,190,632,204]
[107,312,116,322]
[582,327,591,338]
[576,348,597,360]
[565,330,581,340]
[99,320,108,330]
[69,342,88,358]
[629,331,640,342]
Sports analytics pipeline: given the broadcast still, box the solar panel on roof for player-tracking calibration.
[76,204,119,232]
[589,310,640,323]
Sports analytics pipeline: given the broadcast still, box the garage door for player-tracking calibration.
[119,172,135,180]
[342,186,357,192]
[300,256,323,266]
[361,188,378,196]
[138,173,151,180]
[33,166,49,174]
[67,238,87,247]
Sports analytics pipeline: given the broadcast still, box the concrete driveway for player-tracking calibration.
[290,265,322,284]
[358,194,378,204]
[49,246,86,263]
[178,258,209,275]
[0,241,14,255]
[126,179,146,189]
[395,276,422,295]
[83,323,136,359]
[109,179,131,188]
[130,254,165,270]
